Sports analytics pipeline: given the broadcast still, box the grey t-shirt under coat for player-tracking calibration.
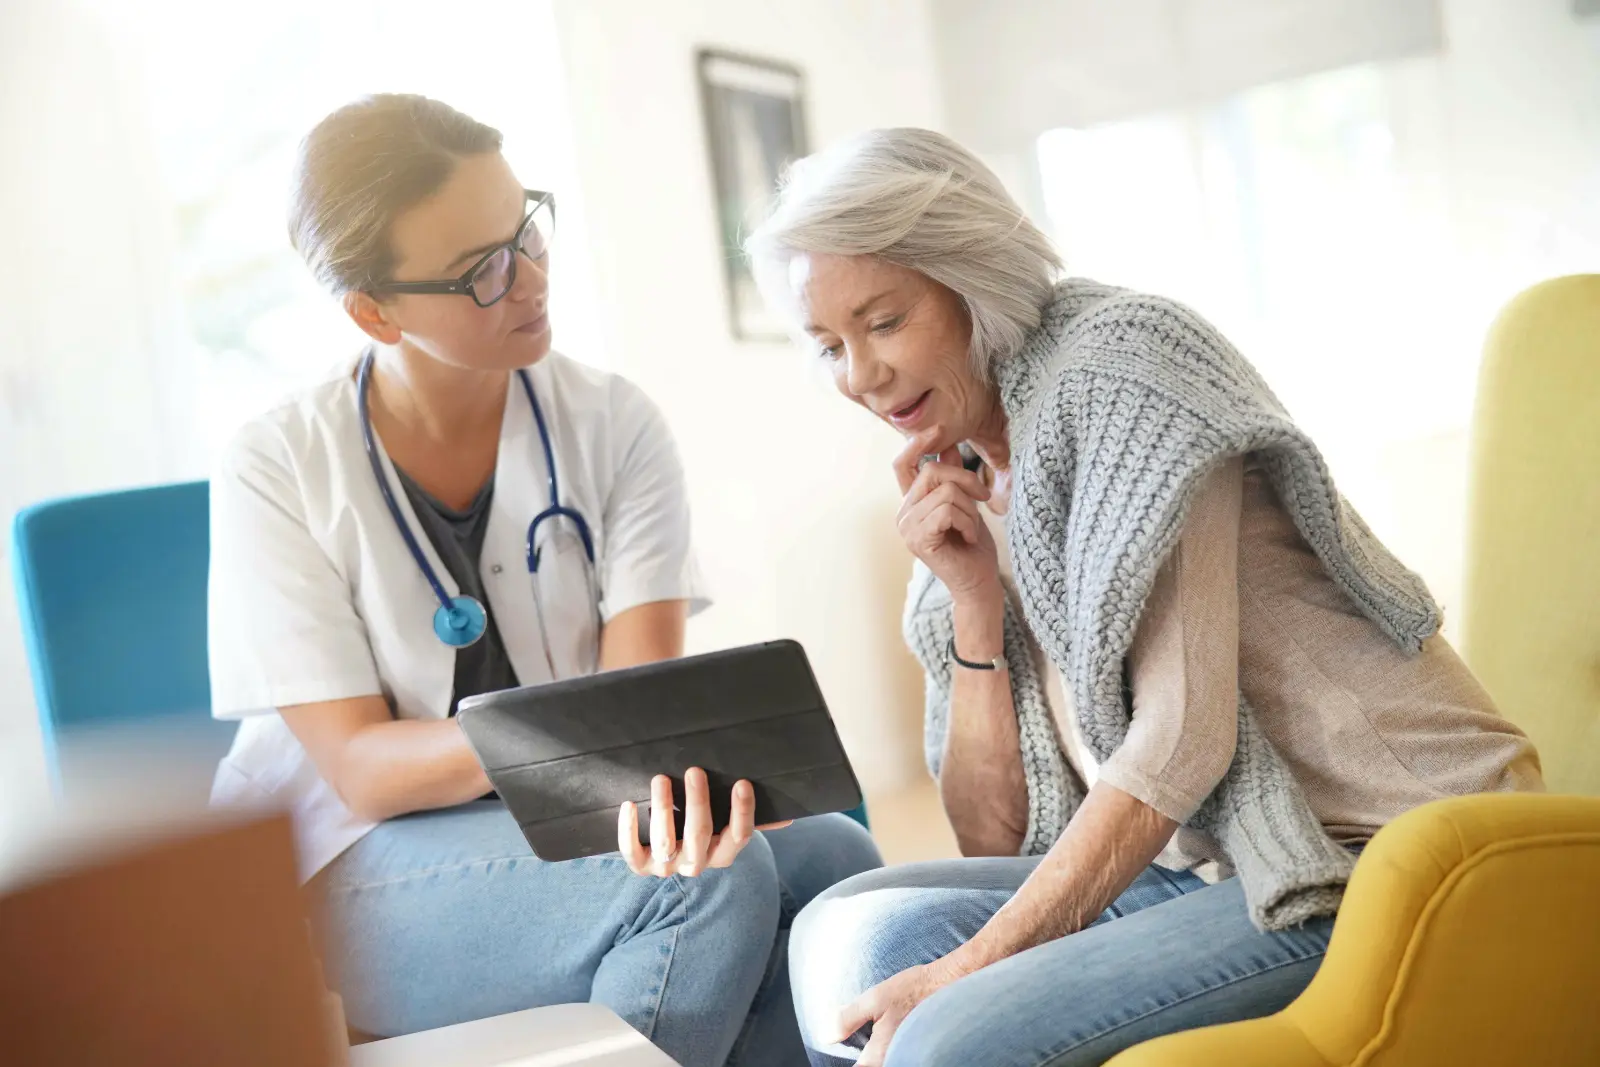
[392,466,521,716]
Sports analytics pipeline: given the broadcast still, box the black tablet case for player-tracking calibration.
[455,640,864,861]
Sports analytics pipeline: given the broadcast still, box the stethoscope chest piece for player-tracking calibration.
[434,595,488,648]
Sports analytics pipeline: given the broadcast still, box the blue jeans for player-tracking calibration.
[315,801,881,1067]
[790,858,1336,1067]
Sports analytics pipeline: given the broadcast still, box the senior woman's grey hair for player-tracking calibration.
[744,127,1063,380]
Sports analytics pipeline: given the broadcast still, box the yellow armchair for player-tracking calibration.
[1460,274,1600,793]
[1110,275,1600,1066]
[1108,793,1600,1065]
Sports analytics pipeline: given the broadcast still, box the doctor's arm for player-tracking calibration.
[279,698,491,823]
[594,380,702,672]
[598,599,687,670]
[283,598,687,824]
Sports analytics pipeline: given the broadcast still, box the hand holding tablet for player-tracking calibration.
[457,640,863,864]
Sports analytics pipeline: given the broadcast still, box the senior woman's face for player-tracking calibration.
[794,253,984,453]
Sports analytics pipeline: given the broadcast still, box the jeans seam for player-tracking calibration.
[636,875,687,1042]
[723,954,765,1065]
[1029,946,1327,1067]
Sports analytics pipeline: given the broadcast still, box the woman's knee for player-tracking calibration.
[789,870,969,1049]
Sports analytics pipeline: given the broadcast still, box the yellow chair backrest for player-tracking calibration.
[1462,275,1600,794]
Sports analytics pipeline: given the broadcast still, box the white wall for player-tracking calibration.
[549,0,944,798]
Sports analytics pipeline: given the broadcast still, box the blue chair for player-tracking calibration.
[11,481,234,792]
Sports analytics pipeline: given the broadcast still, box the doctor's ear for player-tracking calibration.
[343,290,404,345]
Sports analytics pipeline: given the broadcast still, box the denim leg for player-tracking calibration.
[729,814,885,1067]
[789,857,1043,1066]
[766,815,886,924]
[884,874,1335,1067]
[315,801,779,1067]
[787,860,1211,1066]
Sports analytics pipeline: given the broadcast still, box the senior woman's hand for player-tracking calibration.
[830,957,970,1066]
[895,443,1002,603]
[617,766,791,878]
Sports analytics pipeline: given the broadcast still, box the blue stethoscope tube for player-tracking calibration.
[357,349,596,651]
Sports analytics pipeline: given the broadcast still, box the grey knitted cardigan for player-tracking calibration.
[902,279,1442,931]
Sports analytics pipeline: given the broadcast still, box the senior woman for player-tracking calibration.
[744,127,1543,1067]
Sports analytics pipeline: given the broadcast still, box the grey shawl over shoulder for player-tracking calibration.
[902,279,1442,931]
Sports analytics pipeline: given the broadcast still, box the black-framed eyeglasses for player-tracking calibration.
[374,189,555,308]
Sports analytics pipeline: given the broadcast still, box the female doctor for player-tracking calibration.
[206,94,881,1067]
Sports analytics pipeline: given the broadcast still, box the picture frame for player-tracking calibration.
[696,48,810,342]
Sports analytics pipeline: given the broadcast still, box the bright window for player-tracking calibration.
[89,0,601,457]
[1036,55,1600,615]
[1037,58,1600,490]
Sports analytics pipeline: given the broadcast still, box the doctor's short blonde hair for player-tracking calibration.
[289,94,502,296]
[744,128,1062,380]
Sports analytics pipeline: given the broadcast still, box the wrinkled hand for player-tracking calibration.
[831,960,965,1066]
[893,440,1001,603]
[617,767,791,878]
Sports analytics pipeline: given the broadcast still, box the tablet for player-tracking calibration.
[455,640,865,862]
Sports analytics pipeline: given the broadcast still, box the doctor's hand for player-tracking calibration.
[618,767,792,878]
[894,442,1001,605]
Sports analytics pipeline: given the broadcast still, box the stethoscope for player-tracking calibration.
[357,349,598,673]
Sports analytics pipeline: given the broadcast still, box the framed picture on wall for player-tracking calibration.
[696,48,809,342]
